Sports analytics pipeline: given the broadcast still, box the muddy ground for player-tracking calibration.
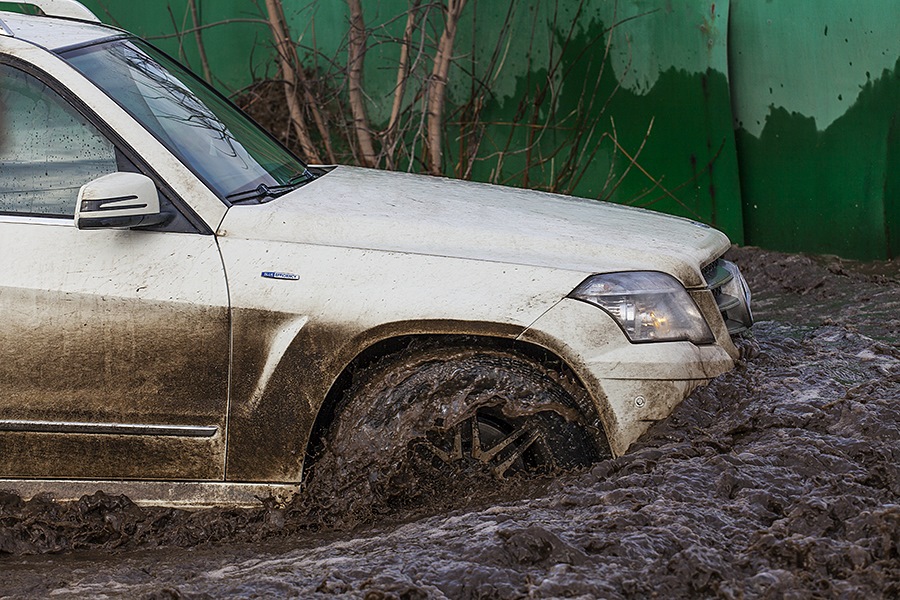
[1,246,898,599]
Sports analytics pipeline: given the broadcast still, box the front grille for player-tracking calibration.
[703,258,753,336]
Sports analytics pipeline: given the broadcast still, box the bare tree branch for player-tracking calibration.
[264,0,321,163]
[165,3,190,66]
[347,0,378,168]
[146,19,270,40]
[291,7,337,164]
[388,0,421,136]
[426,0,467,176]
[384,0,423,169]
[188,0,212,83]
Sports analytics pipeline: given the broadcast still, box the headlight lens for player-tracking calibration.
[569,271,715,344]
[720,260,754,333]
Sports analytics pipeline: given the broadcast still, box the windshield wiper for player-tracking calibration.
[226,169,317,204]
[227,182,299,204]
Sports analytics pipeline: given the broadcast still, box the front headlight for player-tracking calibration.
[569,271,715,344]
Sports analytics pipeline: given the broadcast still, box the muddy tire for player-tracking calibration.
[306,344,608,521]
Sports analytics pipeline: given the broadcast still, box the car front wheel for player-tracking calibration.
[305,344,609,520]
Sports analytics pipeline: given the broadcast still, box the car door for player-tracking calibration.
[0,62,230,480]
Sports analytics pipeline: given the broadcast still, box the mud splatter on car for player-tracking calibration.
[2,246,898,598]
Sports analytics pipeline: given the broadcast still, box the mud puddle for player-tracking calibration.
[2,246,899,598]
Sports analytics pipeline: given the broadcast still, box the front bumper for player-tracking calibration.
[519,262,750,456]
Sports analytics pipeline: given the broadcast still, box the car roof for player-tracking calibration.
[0,10,122,51]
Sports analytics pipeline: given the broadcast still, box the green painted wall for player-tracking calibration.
[448,1,745,242]
[729,0,899,260]
[37,1,900,258]
[77,0,269,90]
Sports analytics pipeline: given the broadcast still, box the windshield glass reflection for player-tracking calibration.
[64,39,308,201]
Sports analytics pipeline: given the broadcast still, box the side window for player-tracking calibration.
[0,64,117,217]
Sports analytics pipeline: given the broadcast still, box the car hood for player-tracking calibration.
[218,166,730,288]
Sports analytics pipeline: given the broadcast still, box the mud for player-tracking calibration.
[2,246,899,598]
[303,343,608,530]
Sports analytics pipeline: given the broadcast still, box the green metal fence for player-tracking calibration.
[729,0,899,260]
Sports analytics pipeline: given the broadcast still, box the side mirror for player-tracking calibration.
[75,172,172,230]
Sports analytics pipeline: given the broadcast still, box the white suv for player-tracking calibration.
[0,1,752,507]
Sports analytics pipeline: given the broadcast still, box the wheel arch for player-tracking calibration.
[302,330,610,478]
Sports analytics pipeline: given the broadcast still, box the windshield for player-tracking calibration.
[63,39,309,202]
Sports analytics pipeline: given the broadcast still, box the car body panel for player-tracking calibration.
[213,168,732,480]
[216,235,588,481]
[0,217,230,479]
[0,479,297,508]
[218,165,731,289]
[0,10,110,48]
[519,298,735,455]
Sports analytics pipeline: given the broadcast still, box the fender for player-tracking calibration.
[224,314,526,482]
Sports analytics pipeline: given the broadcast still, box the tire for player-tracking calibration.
[305,344,609,519]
